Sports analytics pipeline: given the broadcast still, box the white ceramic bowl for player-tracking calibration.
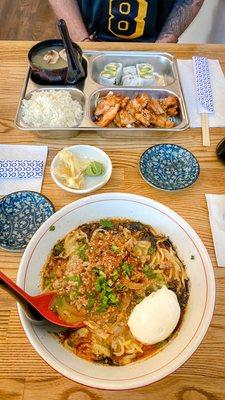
[17,193,215,390]
[50,145,112,194]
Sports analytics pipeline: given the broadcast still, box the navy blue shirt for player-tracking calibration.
[77,0,176,41]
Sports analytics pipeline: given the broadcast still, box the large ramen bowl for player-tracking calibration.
[17,193,215,390]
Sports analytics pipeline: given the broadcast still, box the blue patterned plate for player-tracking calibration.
[139,144,200,191]
[0,191,55,252]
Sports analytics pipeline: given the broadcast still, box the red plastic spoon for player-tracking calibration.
[0,271,84,329]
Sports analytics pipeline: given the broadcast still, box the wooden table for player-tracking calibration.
[0,41,225,400]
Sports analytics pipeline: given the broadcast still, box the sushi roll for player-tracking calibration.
[122,66,137,77]
[122,65,141,86]
[99,63,122,85]
[122,75,142,87]
[137,63,155,86]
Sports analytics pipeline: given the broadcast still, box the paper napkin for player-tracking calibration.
[177,59,225,128]
[206,194,225,267]
[0,145,48,195]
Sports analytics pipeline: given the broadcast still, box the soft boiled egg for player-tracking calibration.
[128,285,181,345]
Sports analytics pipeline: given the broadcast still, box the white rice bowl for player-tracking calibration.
[21,89,83,128]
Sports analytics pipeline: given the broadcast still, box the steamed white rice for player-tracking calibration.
[21,90,83,128]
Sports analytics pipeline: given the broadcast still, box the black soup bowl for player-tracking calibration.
[28,39,87,85]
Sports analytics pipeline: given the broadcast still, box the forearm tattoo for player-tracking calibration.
[157,0,205,42]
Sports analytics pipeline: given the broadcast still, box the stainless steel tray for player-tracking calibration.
[15,51,189,138]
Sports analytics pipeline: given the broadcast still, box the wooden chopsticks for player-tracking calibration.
[201,113,210,147]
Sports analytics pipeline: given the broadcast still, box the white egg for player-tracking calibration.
[128,285,181,345]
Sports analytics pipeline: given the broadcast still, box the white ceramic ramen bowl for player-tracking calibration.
[17,193,215,390]
[50,145,112,194]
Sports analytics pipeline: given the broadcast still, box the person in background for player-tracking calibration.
[48,0,205,43]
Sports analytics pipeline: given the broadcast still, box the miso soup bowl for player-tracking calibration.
[17,193,215,390]
[28,39,86,85]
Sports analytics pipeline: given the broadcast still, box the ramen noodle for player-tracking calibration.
[42,219,189,366]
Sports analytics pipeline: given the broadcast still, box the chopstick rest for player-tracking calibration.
[192,57,214,147]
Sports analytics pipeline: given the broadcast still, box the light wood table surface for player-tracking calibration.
[0,41,225,400]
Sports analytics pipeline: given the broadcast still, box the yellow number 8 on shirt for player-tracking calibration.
[108,0,148,39]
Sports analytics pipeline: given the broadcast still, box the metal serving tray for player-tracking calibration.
[15,51,189,139]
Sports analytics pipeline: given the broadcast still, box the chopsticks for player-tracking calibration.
[201,113,210,147]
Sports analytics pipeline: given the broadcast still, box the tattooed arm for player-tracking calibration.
[156,0,205,43]
[48,0,89,42]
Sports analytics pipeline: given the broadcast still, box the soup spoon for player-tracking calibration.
[0,271,84,329]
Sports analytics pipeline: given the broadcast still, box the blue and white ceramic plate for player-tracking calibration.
[139,144,200,191]
[0,191,55,252]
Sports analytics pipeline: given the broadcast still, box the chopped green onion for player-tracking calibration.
[107,279,114,287]
[94,271,107,292]
[111,268,119,281]
[143,265,156,279]
[69,289,80,301]
[99,219,114,229]
[53,242,64,256]
[86,291,95,310]
[65,274,82,287]
[49,225,55,231]
[76,243,88,261]
[110,244,120,254]
[121,262,133,277]
[98,294,108,313]
[43,278,52,291]
[94,280,102,292]
[156,273,165,285]
[145,285,155,296]
[115,283,126,292]
[51,296,63,312]
[134,293,144,304]
[108,292,118,305]
[148,245,156,255]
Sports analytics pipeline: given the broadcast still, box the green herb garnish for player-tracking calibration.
[93,269,119,312]
[64,275,82,301]
[66,274,82,286]
[69,289,80,301]
[43,278,53,291]
[121,262,133,277]
[143,265,156,279]
[115,283,126,292]
[156,273,165,285]
[145,285,155,296]
[191,255,195,260]
[98,293,109,313]
[108,292,118,305]
[94,270,107,292]
[53,242,64,256]
[76,243,88,261]
[99,219,114,229]
[111,268,119,281]
[86,291,95,310]
[107,279,114,287]
[148,245,156,255]
[134,293,144,304]
[110,244,120,254]
[51,296,64,312]
[49,225,55,231]
[97,290,119,313]
[93,267,101,275]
